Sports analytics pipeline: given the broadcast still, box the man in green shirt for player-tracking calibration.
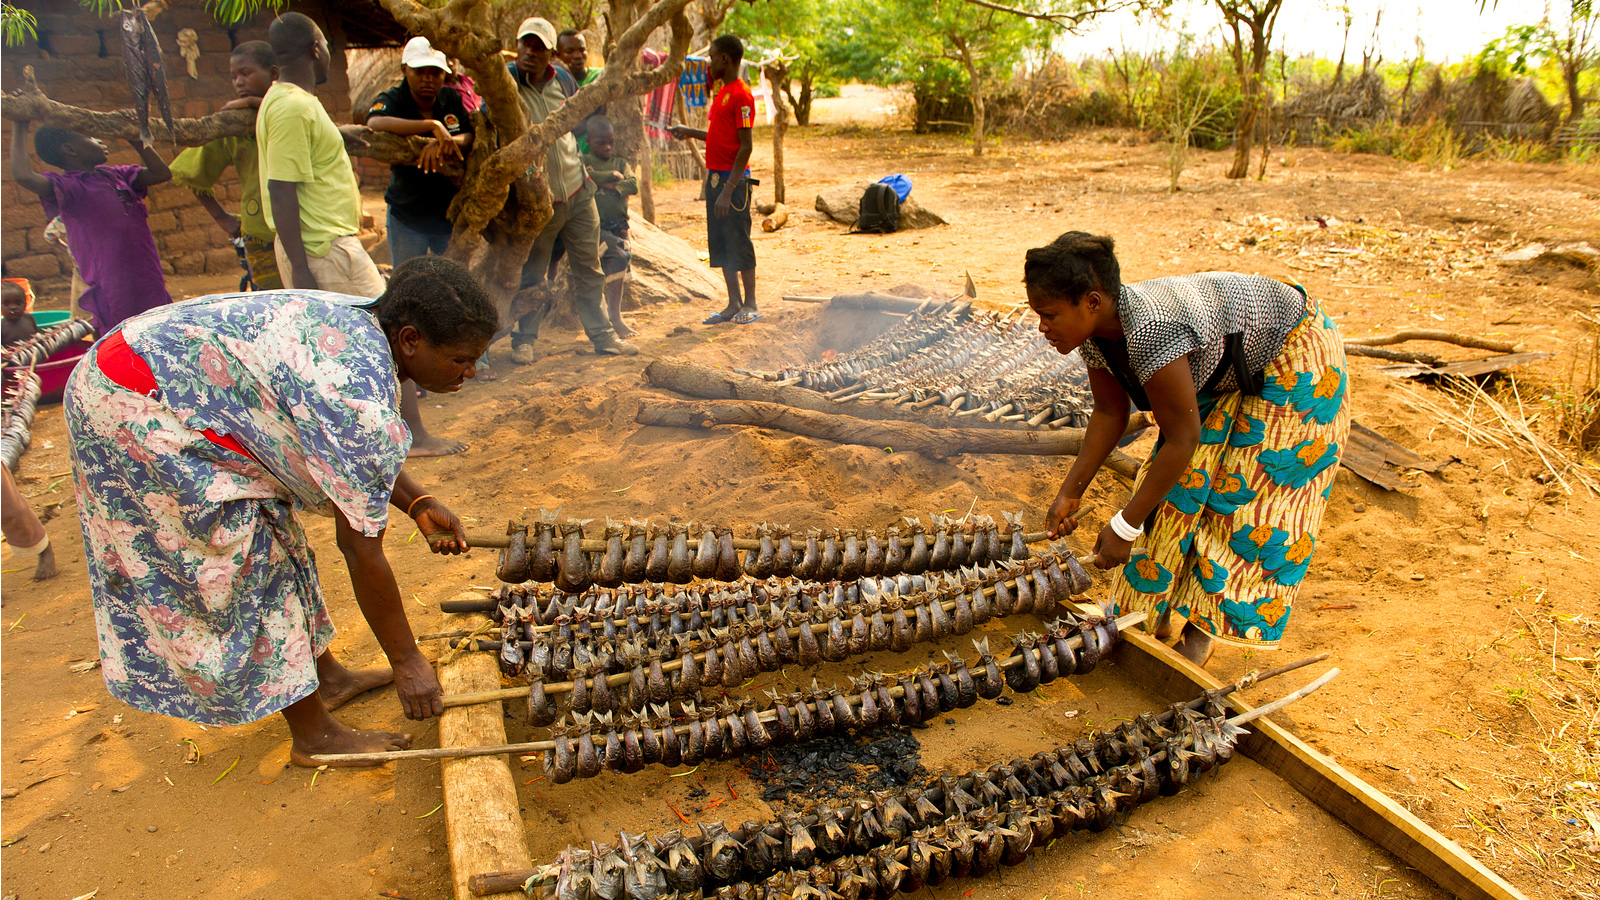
[170,41,282,289]
[257,13,381,298]
[259,12,466,457]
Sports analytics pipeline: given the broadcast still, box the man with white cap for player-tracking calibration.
[506,16,637,359]
[367,37,475,269]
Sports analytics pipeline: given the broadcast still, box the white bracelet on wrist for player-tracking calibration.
[1109,510,1145,542]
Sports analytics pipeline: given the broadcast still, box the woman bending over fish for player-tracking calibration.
[1029,231,1349,665]
[64,257,495,765]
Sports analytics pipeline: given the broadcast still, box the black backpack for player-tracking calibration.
[851,183,901,234]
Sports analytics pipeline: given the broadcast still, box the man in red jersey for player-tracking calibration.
[670,35,760,325]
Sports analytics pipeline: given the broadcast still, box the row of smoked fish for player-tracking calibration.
[495,513,1036,589]
[536,609,1125,781]
[531,689,1244,900]
[477,556,1093,695]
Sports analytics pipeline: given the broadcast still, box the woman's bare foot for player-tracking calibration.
[289,719,412,768]
[319,665,395,711]
[407,434,469,457]
[477,364,499,383]
[281,690,412,768]
[611,322,637,340]
[1149,607,1175,641]
[32,545,57,581]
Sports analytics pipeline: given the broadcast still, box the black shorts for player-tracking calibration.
[704,171,756,272]
[599,228,631,278]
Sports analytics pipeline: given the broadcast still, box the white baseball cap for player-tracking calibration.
[401,36,449,71]
[516,17,556,49]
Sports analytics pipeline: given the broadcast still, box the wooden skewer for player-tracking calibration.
[455,527,1072,552]
[438,559,1106,705]
[311,612,1147,765]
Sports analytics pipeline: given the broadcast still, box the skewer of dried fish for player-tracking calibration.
[468,663,1335,896]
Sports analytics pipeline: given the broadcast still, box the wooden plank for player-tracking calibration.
[1341,420,1457,491]
[438,603,534,900]
[1106,624,1529,900]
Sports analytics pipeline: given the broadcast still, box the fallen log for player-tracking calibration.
[761,203,790,232]
[1344,328,1521,353]
[646,357,1011,431]
[635,397,1143,478]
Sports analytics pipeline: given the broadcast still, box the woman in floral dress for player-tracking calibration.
[1026,232,1350,665]
[64,256,497,766]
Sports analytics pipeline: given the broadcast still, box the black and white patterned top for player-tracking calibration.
[1078,272,1308,393]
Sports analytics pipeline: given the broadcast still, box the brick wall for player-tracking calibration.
[1,0,360,288]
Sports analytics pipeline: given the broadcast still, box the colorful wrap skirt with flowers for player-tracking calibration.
[65,354,336,725]
[1109,293,1350,647]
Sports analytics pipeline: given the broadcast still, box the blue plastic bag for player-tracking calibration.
[877,174,912,202]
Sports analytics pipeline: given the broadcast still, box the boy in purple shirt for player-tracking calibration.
[9,121,172,334]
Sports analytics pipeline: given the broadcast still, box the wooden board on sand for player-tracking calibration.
[1103,617,1528,900]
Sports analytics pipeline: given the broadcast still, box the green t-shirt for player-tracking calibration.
[170,135,273,242]
[256,82,363,257]
[582,151,636,224]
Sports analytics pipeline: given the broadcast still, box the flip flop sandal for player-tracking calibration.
[703,312,735,325]
[733,312,764,325]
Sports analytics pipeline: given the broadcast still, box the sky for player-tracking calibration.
[1053,0,1553,63]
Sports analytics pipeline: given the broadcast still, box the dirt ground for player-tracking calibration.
[4,87,1600,900]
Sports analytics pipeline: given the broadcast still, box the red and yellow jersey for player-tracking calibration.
[705,78,755,172]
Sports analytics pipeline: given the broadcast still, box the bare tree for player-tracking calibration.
[1214,0,1282,179]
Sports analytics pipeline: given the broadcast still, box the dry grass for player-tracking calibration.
[1553,315,1600,457]
[1465,598,1600,898]
[1398,374,1600,497]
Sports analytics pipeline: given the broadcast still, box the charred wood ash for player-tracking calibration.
[744,728,927,805]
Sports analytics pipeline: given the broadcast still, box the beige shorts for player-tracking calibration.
[275,234,385,299]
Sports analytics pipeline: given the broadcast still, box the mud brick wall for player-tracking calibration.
[1,0,358,290]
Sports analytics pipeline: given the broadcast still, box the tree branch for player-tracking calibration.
[959,0,1141,30]
[1,66,450,171]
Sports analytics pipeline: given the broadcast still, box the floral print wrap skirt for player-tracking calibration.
[1109,295,1351,647]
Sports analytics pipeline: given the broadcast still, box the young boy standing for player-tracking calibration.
[9,122,172,334]
[581,115,637,340]
[169,41,283,289]
[670,34,759,326]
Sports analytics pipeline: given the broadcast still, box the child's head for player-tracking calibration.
[33,127,107,170]
[588,116,615,160]
[709,34,743,82]
[230,41,279,100]
[1,282,27,322]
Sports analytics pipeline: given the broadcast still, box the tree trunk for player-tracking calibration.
[796,73,814,127]
[765,62,790,205]
[1219,2,1282,181]
[638,140,657,223]
[1565,61,1585,125]
[951,34,984,158]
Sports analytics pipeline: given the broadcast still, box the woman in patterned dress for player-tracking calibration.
[64,256,497,766]
[1026,232,1349,665]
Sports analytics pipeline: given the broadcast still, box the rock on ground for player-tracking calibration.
[626,212,727,307]
[814,182,948,230]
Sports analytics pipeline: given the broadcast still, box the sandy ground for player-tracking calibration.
[3,100,1599,900]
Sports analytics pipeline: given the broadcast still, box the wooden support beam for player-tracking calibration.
[1105,622,1529,900]
[437,603,534,900]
